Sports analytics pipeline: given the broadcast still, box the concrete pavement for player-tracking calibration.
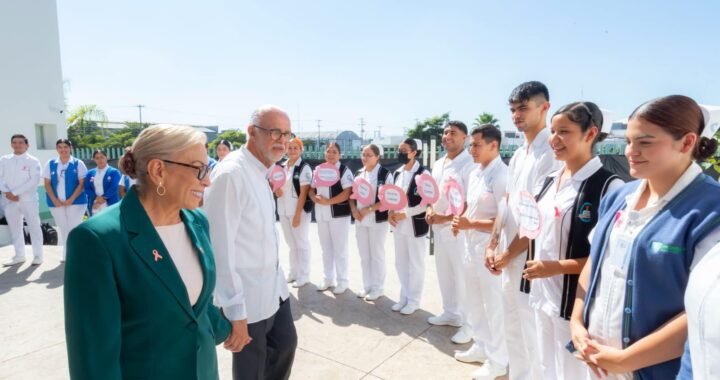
[0,223,507,379]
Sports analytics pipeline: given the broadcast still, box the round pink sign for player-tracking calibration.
[443,177,465,216]
[514,190,542,239]
[350,177,374,206]
[378,184,408,212]
[269,165,286,192]
[414,173,439,207]
[311,163,341,188]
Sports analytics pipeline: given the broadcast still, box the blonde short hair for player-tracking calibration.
[119,124,206,188]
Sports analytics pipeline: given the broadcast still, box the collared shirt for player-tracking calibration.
[314,162,353,222]
[43,157,88,201]
[0,152,42,203]
[529,157,623,316]
[431,149,475,242]
[502,127,560,252]
[203,146,289,323]
[393,161,431,236]
[685,242,720,379]
[94,166,107,197]
[355,164,393,226]
[465,156,508,253]
[588,163,720,357]
[277,158,312,216]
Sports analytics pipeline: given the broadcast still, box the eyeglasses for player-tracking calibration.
[161,160,210,180]
[253,124,295,141]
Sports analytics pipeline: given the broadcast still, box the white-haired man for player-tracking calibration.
[204,105,297,380]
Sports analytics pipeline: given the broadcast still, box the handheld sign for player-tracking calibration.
[378,184,408,212]
[443,177,465,216]
[415,173,439,207]
[311,163,341,188]
[269,165,286,192]
[514,190,542,239]
[350,177,374,206]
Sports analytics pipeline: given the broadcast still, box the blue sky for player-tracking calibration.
[58,0,720,136]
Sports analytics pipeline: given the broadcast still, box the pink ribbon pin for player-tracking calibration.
[153,249,163,262]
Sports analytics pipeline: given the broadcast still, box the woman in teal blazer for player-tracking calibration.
[64,125,231,379]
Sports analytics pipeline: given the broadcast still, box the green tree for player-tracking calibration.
[407,112,450,142]
[209,129,247,150]
[66,105,108,148]
[473,112,500,128]
[102,123,147,148]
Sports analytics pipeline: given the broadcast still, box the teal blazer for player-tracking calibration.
[64,187,231,380]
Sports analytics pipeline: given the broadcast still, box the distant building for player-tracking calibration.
[296,130,363,153]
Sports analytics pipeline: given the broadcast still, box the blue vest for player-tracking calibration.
[84,166,121,215]
[584,174,720,380]
[46,157,88,207]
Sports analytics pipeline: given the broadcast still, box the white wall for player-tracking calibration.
[0,0,66,164]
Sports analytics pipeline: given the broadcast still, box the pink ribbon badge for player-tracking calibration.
[152,249,163,262]
[311,163,341,188]
[269,165,287,192]
[514,190,542,239]
[350,177,374,206]
[443,177,465,216]
[414,173,439,207]
[377,184,408,212]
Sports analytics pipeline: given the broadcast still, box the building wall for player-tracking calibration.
[0,0,67,164]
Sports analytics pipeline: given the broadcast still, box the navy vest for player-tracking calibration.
[290,161,313,213]
[394,163,429,237]
[584,174,720,380]
[330,164,351,218]
[530,167,618,318]
[355,166,390,223]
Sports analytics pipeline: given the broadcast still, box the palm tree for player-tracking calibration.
[67,104,108,136]
[473,112,499,128]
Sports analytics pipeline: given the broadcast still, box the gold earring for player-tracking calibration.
[156,182,166,196]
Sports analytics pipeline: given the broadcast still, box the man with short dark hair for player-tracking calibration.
[452,125,509,379]
[1,134,44,266]
[486,81,560,380]
[425,120,476,344]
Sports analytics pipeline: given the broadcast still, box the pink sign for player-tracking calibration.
[514,190,542,239]
[443,177,465,216]
[269,165,287,192]
[377,184,408,212]
[414,173,439,207]
[350,177,374,206]
[311,163,341,188]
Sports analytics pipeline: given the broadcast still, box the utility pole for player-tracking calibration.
[316,120,322,152]
[359,117,365,144]
[136,104,145,126]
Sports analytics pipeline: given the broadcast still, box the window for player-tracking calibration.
[35,124,57,150]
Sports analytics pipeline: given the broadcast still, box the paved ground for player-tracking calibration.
[0,223,507,380]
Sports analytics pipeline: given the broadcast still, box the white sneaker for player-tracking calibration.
[357,290,368,298]
[31,257,44,266]
[472,360,507,380]
[427,313,462,327]
[3,257,26,266]
[316,281,335,291]
[292,280,308,288]
[391,302,405,312]
[451,325,473,344]
[454,344,486,363]
[365,290,383,301]
[400,304,418,315]
[332,284,348,295]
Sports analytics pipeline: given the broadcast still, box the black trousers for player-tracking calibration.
[232,298,297,380]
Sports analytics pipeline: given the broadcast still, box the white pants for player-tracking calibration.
[279,212,312,283]
[394,232,426,308]
[356,223,388,293]
[534,309,587,380]
[3,200,44,259]
[502,253,542,380]
[49,204,86,260]
[317,217,351,286]
[464,241,508,367]
[434,236,467,321]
